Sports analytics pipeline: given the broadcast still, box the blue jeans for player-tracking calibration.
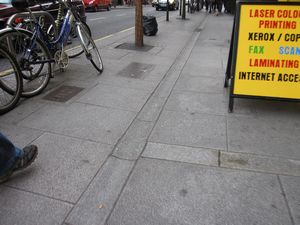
[0,132,23,177]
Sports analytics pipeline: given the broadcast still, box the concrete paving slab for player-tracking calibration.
[100,75,158,92]
[221,151,300,177]
[113,140,145,160]
[173,76,225,94]
[181,64,224,77]
[150,47,193,98]
[227,115,300,160]
[196,14,233,42]
[77,83,150,112]
[97,28,133,49]
[200,39,230,49]
[138,96,166,122]
[152,74,179,98]
[116,62,155,79]
[191,45,223,56]
[60,60,100,79]
[0,186,72,225]
[107,158,292,225]
[65,157,134,225]
[165,92,228,115]
[147,46,164,55]
[119,53,174,68]
[19,102,136,145]
[6,133,113,203]
[150,110,227,150]
[40,73,69,95]
[112,120,153,160]
[280,176,300,225]
[0,124,43,148]
[191,44,222,53]
[149,31,201,100]
[187,53,223,69]
[0,99,46,125]
[121,119,154,143]
[142,142,219,166]
[100,48,130,60]
[225,98,300,116]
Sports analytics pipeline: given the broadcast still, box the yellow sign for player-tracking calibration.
[234,5,300,99]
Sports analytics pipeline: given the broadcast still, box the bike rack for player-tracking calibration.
[6,11,58,38]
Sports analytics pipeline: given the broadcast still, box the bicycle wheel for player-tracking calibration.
[65,21,92,58]
[0,28,52,97]
[76,23,103,73]
[0,45,22,115]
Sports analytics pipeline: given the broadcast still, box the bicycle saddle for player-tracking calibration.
[11,0,36,10]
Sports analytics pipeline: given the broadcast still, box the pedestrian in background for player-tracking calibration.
[0,132,38,184]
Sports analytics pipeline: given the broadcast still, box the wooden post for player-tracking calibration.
[135,0,143,47]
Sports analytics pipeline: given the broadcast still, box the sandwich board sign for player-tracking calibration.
[227,0,300,111]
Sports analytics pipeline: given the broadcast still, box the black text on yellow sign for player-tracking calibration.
[234,5,300,99]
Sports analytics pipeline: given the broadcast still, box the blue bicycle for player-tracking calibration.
[0,0,103,97]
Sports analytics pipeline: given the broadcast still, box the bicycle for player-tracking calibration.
[50,1,92,58]
[0,44,23,115]
[14,2,92,59]
[0,0,103,97]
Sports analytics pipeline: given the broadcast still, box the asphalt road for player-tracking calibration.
[85,5,179,39]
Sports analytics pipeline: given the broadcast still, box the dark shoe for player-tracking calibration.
[0,171,13,184]
[0,145,38,184]
[13,145,38,172]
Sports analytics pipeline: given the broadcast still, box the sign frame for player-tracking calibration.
[228,0,300,112]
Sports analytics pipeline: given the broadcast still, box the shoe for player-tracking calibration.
[0,145,38,184]
[13,145,38,172]
[0,171,13,184]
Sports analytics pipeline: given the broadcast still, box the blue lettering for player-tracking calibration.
[279,46,284,54]
[279,46,300,55]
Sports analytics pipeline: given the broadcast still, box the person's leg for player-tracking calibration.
[0,132,22,178]
[0,132,38,183]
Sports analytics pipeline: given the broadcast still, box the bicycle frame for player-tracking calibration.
[28,9,73,56]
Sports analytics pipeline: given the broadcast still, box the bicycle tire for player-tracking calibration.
[67,21,92,58]
[76,23,103,73]
[0,45,23,115]
[0,28,52,97]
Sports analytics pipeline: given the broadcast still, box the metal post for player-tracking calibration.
[182,0,186,19]
[166,0,169,21]
[179,0,181,15]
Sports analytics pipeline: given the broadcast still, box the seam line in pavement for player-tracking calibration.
[225,113,229,151]
[111,154,136,162]
[218,150,221,166]
[147,140,223,152]
[3,184,75,205]
[277,175,296,225]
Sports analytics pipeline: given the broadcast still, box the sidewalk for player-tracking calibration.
[0,9,299,225]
